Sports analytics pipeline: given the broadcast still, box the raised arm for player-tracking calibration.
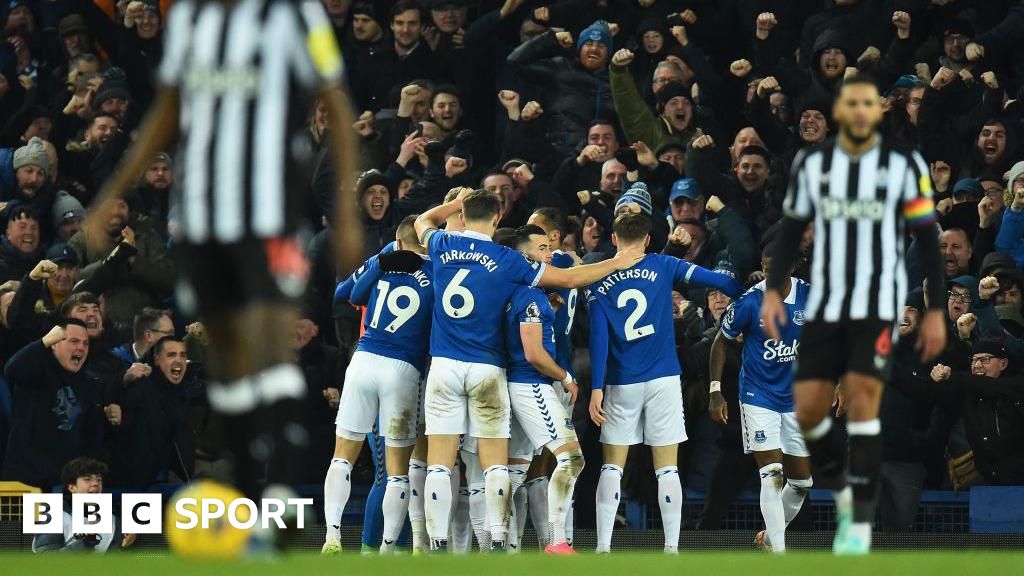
[538,247,643,289]
[414,188,471,242]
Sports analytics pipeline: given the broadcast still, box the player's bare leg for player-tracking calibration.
[544,441,584,555]
[425,434,460,551]
[596,444,629,553]
[378,443,416,554]
[795,378,854,551]
[525,450,553,548]
[837,371,884,553]
[651,444,683,554]
[408,436,429,554]
[323,436,364,553]
[477,437,512,550]
[203,304,309,550]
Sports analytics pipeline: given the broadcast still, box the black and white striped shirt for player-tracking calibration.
[783,136,935,323]
[158,0,344,244]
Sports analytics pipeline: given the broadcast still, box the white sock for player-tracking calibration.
[758,463,786,554]
[424,465,452,547]
[656,466,682,553]
[565,499,574,546]
[549,451,583,546]
[468,482,490,550]
[526,476,549,548]
[323,458,352,542]
[596,464,623,553]
[514,482,528,546]
[849,521,872,546]
[380,475,410,553]
[508,463,530,551]
[484,465,511,545]
[783,477,813,524]
[408,459,428,551]
[451,486,472,554]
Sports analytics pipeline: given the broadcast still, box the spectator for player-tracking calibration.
[3,137,55,220]
[0,204,41,282]
[51,190,85,242]
[112,306,173,364]
[1,320,104,488]
[358,1,438,112]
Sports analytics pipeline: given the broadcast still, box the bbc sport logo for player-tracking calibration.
[22,492,315,534]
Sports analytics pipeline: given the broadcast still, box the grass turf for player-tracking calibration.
[2,551,1022,576]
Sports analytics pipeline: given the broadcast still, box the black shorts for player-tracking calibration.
[794,319,896,383]
[177,236,309,318]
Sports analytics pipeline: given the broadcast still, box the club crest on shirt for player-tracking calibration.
[754,430,767,444]
[565,418,575,430]
[793,310,805,326]
[525,302,541,322]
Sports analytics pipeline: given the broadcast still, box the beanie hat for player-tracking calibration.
[93,80,131,112]
[974,337,1008,359]
[352,1,384,24]
[981,251,1016,278]
[357,169,390,196]
[13,136,48,175]
[577,20,612,54]
[656,81,691,108]
[1007,160,1024,189]
[711,259,737,280]
[885,74,924,96]
[614,184,652,215]
[52,190,86,229]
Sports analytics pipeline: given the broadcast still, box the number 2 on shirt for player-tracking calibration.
[618,288,655,341]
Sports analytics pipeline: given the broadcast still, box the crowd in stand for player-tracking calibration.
[1,0,1023,532]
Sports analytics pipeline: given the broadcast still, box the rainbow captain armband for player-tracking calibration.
[904,196,937,228]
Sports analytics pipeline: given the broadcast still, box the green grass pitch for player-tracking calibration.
[3,551,1023,576]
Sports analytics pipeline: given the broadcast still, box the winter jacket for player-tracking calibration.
[508,31,616,156]
[609,62,694,153]
[1,340,105,488]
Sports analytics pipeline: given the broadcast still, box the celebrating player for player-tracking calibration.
[711,244,812,554]
[322,217,432,555]
[761,75,946,554]
[413,188,643,552]
[501,225,583,555]
[587,212,742,554]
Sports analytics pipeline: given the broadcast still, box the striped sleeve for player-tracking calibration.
[782,148,814,221]
[156,0,196,87]
[902,150,937,229]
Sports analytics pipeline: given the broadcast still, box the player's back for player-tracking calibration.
[723,279,810,411]
[427,230,546,367]
[354,258,434,372]
[160,0,341,244]
[504,285,558,384]
[587,254,685,385]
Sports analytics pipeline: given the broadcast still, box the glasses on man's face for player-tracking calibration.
[972,355,996,366]
[948,291,971,303]
[984,187,1004,199]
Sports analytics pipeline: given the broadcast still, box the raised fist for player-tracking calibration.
[891,11,911,38]
[706,195,725,214]
[611,48,634,67]
[576,190,591,206]
[966,42,984,62]
[533,6,549,22]
[931,67,956,89]
[756,76,780,98]
[857,46,881,66]
[691,130,715,151]
[521,101,543,121]
[981,71,999,90]
[959,68,975,85]
[555,31,573,49]
[979,276,1000,300]
[755,12,777,39]
[729,59,753,78]
[930,364,951,382]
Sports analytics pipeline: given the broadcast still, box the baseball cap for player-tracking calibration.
[45,243,79,267]
[952,177,983,200]
[669,178,701,203]
[904,287,925,311]
[58,14,88,37]
[501,158,530,172]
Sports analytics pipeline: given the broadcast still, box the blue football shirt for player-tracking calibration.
[424,229,546,366]
[504,285,559,384]
[550,251,578,370]
[588,254,741,388]
[720,278,810,412]
[349,254,434,372]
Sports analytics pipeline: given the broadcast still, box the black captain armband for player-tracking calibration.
[379,250,424,274]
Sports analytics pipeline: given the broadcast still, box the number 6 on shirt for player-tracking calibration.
[443,269,475,318]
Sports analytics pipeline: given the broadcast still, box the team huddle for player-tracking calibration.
[321,78,947,557]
